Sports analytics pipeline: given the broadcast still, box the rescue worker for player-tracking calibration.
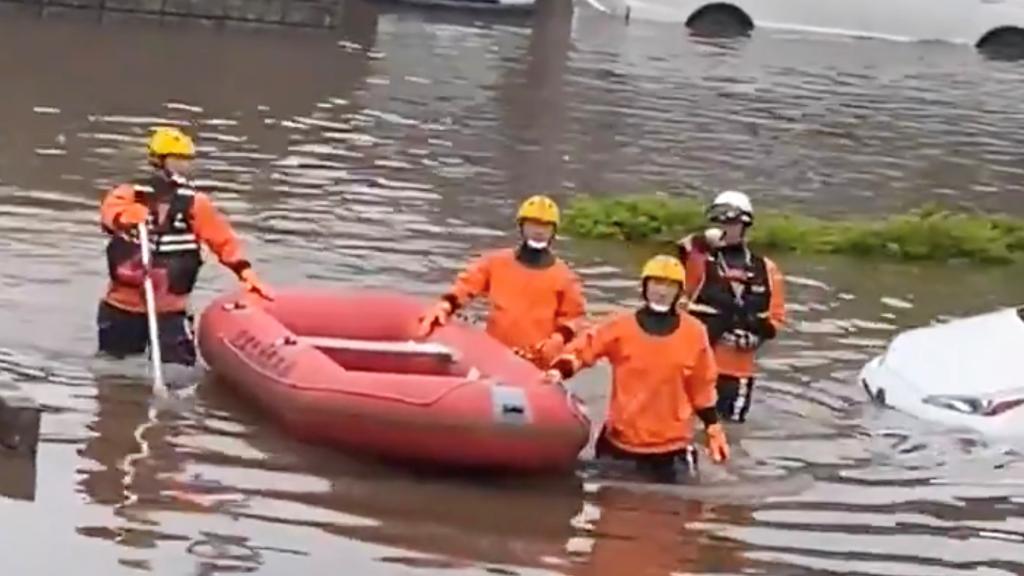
[98,126,273,366]
[677,190,786,423]
[416,195,586,368]
[544,255,729,484]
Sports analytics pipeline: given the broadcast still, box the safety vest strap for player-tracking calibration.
[155,232,199,254]
[687,302,719,315]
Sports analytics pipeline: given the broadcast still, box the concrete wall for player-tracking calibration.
[0,0,344,28]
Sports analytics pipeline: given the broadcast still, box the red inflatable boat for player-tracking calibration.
[197,288,591,473]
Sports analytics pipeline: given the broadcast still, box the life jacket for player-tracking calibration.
[104,178,202,296]
[690,247,770,320]
[687,246,772,377]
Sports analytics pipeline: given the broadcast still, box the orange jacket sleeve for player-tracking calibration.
[190,192,250,274]
[100,184,138,232]
[555,314,618,375]
[677,234,708,300]
[444,252,493,309]
[555,270,587,339]
[684,328,719,411]
[763,257,786,330]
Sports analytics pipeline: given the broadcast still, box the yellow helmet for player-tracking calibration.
[148,127,196,158]
[641,255,686,284]
[516,195,560,226]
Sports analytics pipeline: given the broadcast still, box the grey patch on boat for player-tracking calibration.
[491,383,531,425]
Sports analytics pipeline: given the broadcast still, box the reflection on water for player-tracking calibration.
[0,0,1023,574]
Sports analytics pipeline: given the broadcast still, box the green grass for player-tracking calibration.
[563,195,1024,264]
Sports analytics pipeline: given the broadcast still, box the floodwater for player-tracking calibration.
[2,1,1024,574]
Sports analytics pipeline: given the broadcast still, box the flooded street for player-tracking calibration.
[2,1,1024,574]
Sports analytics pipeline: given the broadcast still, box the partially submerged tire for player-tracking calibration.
[977,27,1024,61]
[685,3,753,38]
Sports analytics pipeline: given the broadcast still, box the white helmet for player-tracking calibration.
[707,190,753,224]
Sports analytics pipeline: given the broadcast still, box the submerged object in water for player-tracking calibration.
[860,306,1024,437]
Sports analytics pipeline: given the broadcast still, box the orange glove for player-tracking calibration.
[416,300,453,338]
[705,422,730,463]
[117,204,150,229]
[239,268,274,300]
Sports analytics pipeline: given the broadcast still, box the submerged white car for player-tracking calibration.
[860,306,1024,437]
[586,0,1024,57]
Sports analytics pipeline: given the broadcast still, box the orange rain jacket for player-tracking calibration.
[682,242,786,378]
[555,311,718,453]
[442,248,586,366]
[101,182,249,314]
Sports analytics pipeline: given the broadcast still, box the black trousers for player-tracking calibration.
[594,429,699,484]
[96,300,197,366]
[716,375,755,422]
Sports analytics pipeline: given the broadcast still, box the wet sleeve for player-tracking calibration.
[684,328,719,411]
[444,253,492,310]
[191,192,251,276]
[100,184,137,232]
[554,269,587,341]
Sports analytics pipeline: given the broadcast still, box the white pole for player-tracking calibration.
[137,223,166,396]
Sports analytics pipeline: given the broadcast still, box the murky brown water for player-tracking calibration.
[2,1,1024,574]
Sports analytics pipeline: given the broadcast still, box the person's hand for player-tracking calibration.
[542,369,563,385]
[705,422,730,463]
[117,204,149,229]
[703,227,724,248]
[416,300,453,338]
[239,269,274,300]
[533,332,566,363]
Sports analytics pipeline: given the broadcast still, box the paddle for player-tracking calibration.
[137,223,168,398]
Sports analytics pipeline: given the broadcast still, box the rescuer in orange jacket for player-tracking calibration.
[677,191,786,423]
[98,127,273,366]
[544,255,729,484]
[417,195,587,368]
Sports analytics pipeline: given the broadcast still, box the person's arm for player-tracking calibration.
[686,328,729,463]
[548,315,616,380]
[191,192,273,299]
[686,328,720,422]
[552,270,587,342]
[190,192,251,276]
[741,257,786,341]
[100,184,143,232]
[762,257,787,339]
[417,253,494,337]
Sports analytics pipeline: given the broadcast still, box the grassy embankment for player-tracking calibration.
[563,195,1024,264]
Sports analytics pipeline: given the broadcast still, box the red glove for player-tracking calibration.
[705,422,730,463]
[239,269,274,300]
[117,204,150,229]
[416,300,453,338]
